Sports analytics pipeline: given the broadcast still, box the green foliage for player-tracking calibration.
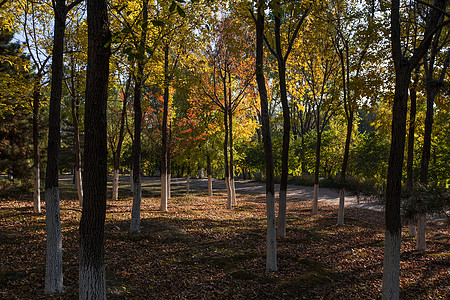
[0,30,33,180]
[402,184,450,224]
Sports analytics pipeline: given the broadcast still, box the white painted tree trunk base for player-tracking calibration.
[168,173,171,199]
[161,173,168,211]
[112,169,119,201]
[231,178,236,206]
[382,230,401,299]
[266,191,277,271]
[208,175,213,196]
[34,166,41,213]
[416,214,426,251]
[337,188,345,225]
[277,189,286,237]
[129,178,141,234]
[225,176,232,209]
[76,168,83,207]
[45,187,63,294]
[312,184,319,215]
[408,223,416,237]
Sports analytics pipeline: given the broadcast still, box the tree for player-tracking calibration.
[251,0,277,271]
[17,0,52,213]
[330,0,379,225]
[264,0,309,236]
[130,0,148,233]
[416,24,450,251]
[382,0,448,298]
[78,0,110,297]
[45,0,84,293]
[0,29,33,184]
[298,19,339,215]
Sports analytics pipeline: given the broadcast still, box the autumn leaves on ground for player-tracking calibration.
[1,180,449,299]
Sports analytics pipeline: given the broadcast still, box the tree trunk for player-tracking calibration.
[228,105,236,206]
[113,75,130,201]
[207,154,213,196]
[71,69,83,207]
[276,56,289,237]
[130,168,134,192]
[44,0,66,293]
[312,127,322,215]
[222,75,232,209]
[33,76,41,214]
[406,74,418,237]
[382,67,411,300]
[338,111,353,226]
[160,43,169,212]
[79,0,110,296]
[255,4,277,271]
[130,0,148,231]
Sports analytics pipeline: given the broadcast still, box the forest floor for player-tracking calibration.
[0,177,449,299]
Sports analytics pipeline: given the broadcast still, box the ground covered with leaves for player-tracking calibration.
[1,180,449,299]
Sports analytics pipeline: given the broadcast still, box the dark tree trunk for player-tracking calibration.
[112,75,130,201]
[78,0,110,298]
[382,1,446,296]
[130,0,148,232]
[255,3,277,271]
[228,77,236,205]
[222,74,231,209]
[312,118,322,215]
[33,75,41,214]
[274,12,289,238]
[160,43,169,211]
[70,55,83,206]
[44,0,66,293]
[406,73,418,190]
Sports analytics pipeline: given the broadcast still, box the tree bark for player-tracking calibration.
[274,12,289,236]
[130,0,148,231]
[44,0,66,293]
[33,76,41,214]
[312,122,322,215]
[113,75,130,201]
[161,43,170,212]
[70,58,83,207]
[78,0,110,297]
[228,104,236,206]
[207,155,213,196]
[382,0,447,295]
[407,73,418,237]
[255,3,277,271]
[222,74,232,209]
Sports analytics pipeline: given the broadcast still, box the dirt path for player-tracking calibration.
[139,177,385,212]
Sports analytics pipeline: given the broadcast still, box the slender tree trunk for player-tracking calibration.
[228,105,236,206]
[70,67,83,207]
[312,125,322,215]
[416,87,435,251]
[276,59,289,237]
[407,74,418,237]
[79,0,110,296]
[160,44,170,212]
[33,76,41,214]
[113,76,130,201]
[255,4,277,271]
[382,68,411,300]
[130,0,148,231]
[338,112,353,225]
[222,75,231,209]
[207,154,213,196]
[130,168,134,192]
[45,1,66,293]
